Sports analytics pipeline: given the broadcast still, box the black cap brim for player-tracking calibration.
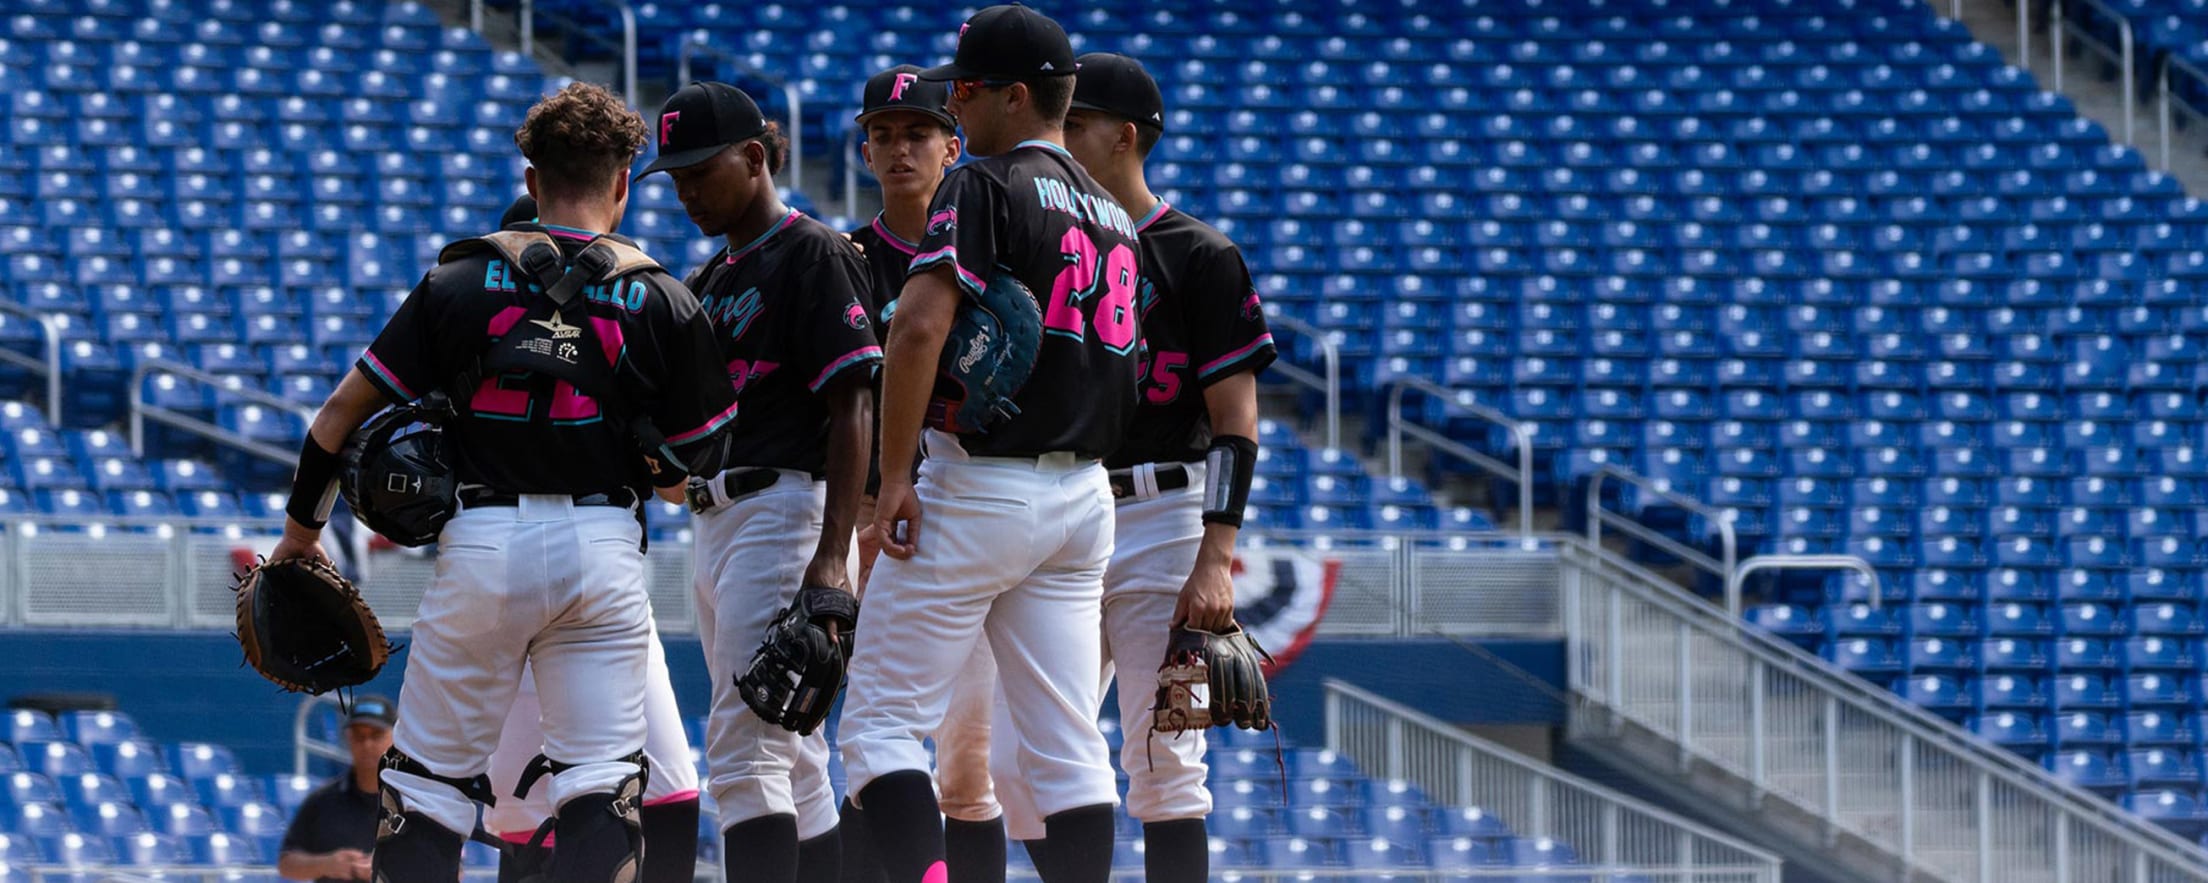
[1067,99,1164,130]
[855,106,958,129]
[634,143,730,180]
[916,61,975,82]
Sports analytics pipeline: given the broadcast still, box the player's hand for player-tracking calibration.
[855,527,882,594]
[874,479,921,560]
[330,848,372,880]
[842,231,867,256]
[1173,560,1237,632]
[270,519,328,565]
[803,555,852,593]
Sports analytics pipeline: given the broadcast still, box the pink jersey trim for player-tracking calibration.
[910,247,983,295]
[1197,333,1276,379]
[809,345,884,392]
[1134,201,1171,232]
[666,398,740,445]
[870,215,920,257]
[360,351,416,401]
[726,209,802,265]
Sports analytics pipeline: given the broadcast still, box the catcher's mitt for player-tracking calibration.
[233,557,393,694]
[1153,625,1275,732]
[927,274,1043,434]
[738,584,859,736]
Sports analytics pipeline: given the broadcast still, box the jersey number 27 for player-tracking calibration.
[1042,228,1137,355]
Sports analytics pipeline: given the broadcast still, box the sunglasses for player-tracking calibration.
[952,78,1018,101]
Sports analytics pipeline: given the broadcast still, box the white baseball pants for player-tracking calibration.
[486,619,702,839]
[693,470,841,838]
[840,431,1119,821]
[383,495,652,838]
[994,463,1214,840]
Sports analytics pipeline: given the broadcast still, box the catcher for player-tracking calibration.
[988,53,1277,883]
[257,82,737,883]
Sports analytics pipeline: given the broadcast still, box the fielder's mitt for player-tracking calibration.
[927,274,1043,434]
[1153,625,1275,732]
[233,557,392,694]
[738,584,859,736]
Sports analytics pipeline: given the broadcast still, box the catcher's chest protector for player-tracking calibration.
[436,231,664,408]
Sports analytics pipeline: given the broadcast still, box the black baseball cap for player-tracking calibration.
[1070,53,1164,132]
[346,695,396,731]
[857,65,956,129]
[919,5,1079,82]
[636,81,769,179]
[499,194,537,228]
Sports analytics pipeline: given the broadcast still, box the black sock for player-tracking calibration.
[724,814,800,883]
[640,799,700,883]
[943,817,1006,883]
[798,824,844,883]
[1037,805,1115,883]
[1141,819,1208,883]
[858,771,946,883]
[1018,839,1055,883]
[838,799,887,883]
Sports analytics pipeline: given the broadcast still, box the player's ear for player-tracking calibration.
[523,167,540,204]
[1119,121,1139,157]
[859,140,874,169]
[942,133,962,168]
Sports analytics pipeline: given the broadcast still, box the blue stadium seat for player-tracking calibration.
[2046,750,2127,795]
[2123,789,2208,836]
[169,743,238,782]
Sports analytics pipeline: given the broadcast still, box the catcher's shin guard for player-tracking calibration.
[372,775,467,883]
[547,753,649,883]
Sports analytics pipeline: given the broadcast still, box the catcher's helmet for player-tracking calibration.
[341,398,458,547]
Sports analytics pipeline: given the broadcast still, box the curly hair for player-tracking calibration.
[514,82,649,199]
[750,120,791,177]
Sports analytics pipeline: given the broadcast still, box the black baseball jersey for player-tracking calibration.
[358,224,738,495]
[684,208,882,476]
[1107,204,1276,468]
[909,140,1142,459]
[846,213,912,346]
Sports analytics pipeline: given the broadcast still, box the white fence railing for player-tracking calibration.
[1561,540,2208,883]
[1324,679,1785,883]
[0,522,1562,639]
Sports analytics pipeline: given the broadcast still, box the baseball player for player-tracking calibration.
[844,65,1007,883]
[840,7,1141,883]
[478,194,702,883]
[270,82,739,882]
[992,53,1275,883]
[639,81,880,883]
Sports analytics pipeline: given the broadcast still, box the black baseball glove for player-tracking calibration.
[738,584,859,736]
[1153,625,1275,732]
[233,557,393,694]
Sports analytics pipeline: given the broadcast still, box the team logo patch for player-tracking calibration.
[1231,547,1341,677]
[844,301,870,330]
[660,111,681,147]
[890,73,917,101]
[927,206,957,237]
[1240,289,1263,322]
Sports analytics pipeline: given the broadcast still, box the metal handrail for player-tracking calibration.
[1723,553,1880,617]
[520,0,638,109]
[680,40,806,193]
[1584,464,1738,594]
[1561,540,2208,880]
[127,358,318,463]
[2053,0,2136,145]
[1323,678,1785,881]
[2019,0,2033,76]
[844,124,864,214]
[0,301,64,425]
[293,694,350,777]
[1383,377,1532,542]
[2158,52,2208,172]
[1260,312,1341,450]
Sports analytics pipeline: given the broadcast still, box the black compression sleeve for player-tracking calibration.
[1201,434,1258,528]
[285,433,344,530]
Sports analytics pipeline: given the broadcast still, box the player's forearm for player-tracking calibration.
[877,270,959,480]
[276,851,330,880]
[810,384,874,578]
[283,369,393,540]
[310,368,392,454]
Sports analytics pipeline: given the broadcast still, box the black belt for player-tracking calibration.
[685,468,785,514]
[458,487,639,509]
[1107,464,1191,500]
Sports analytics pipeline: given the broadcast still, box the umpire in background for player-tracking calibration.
[269,81,738,882]
[277,696,395,883]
